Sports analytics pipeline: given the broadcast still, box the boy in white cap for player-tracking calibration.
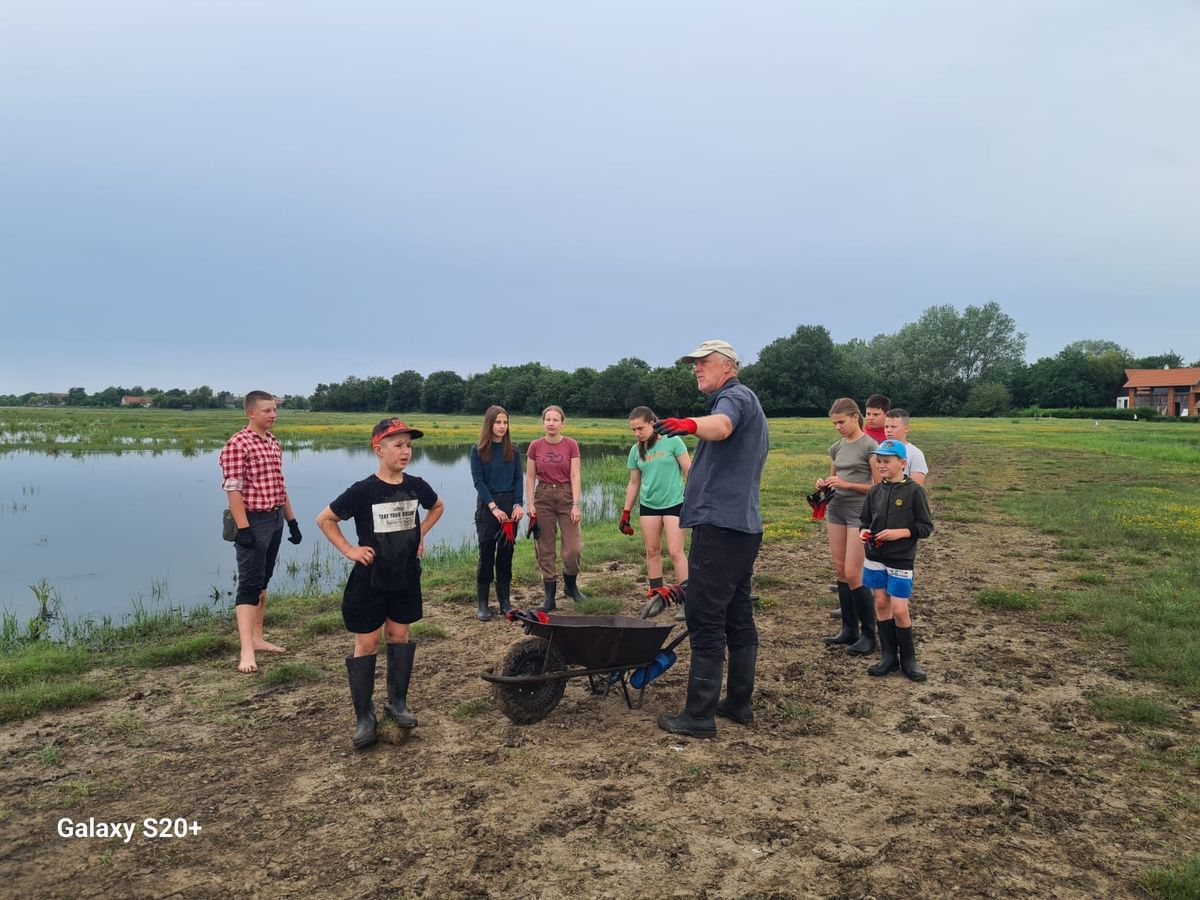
[858,439,934,682]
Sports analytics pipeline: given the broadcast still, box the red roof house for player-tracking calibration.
[1121,368,1200,417]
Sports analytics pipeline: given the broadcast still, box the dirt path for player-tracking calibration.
[2,518,1198,898]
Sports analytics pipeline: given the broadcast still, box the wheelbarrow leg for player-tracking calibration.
[657,654,722,739]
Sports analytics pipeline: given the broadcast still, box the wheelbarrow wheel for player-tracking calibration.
[493,636,567,725]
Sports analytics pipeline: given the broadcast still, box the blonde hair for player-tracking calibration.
[541,405,565,421]
[828,397,863,426]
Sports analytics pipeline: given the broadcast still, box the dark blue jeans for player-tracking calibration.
[684,524,762,658]
[234,509,284,605]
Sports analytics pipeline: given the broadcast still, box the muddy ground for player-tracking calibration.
[3,517,1198,899]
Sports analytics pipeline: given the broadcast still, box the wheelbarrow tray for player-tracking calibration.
[523,613,678,670]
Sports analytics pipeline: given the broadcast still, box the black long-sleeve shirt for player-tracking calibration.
[858,477,933,569]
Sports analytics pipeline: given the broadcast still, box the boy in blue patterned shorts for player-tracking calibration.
[858,440,934,682]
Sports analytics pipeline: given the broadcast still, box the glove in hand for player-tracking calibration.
[287,519,302,545]
[652,417,697,438]
[619,509,634,535]
[526,514,540,540]
[234,527,257,550]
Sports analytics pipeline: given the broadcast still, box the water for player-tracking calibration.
[0,444,621,622]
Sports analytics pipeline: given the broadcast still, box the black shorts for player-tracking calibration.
[341,559,423,633]
[640,503,683,518]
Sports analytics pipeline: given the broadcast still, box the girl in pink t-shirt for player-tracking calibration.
[525,405,585,611]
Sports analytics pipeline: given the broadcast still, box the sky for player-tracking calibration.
[2,1,1198,396]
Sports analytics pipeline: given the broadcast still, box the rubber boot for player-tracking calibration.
[539,580,557,612]
[823,582,859,645]
[868,619,899,676]
[345,654,378,749]
[896,625,927,683]
[715,644,757,725]
[657,654,723,738]
[564,574,587,604]
[384,642,418,727]
[846,586,876,655]
[475,582,492,621]
[496,581,512,615]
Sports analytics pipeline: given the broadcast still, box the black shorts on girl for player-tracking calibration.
[640,503,683,517]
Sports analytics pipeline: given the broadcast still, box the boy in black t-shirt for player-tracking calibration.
[316,419,444,749]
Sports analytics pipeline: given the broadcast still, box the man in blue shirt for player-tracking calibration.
[653,339,769,738]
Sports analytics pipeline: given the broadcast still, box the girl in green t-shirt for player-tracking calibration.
[620,407,692,601]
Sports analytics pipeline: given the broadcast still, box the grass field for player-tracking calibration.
[2,409,1199,895]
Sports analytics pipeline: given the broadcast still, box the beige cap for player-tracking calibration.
[679,339,739,366]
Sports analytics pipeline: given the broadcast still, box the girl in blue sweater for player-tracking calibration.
[469,406,524,620]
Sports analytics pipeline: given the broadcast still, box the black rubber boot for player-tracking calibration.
[564,574,587,604]
[345,654,378,749]
[538,580,557,612]
[715,644,757,725]
[868,619,899,676]
[384,642,418,727]
[657,654,723,738]
[896,625,927,683]
[846,586,876,655]
[496,581,512,615]
[823,582,859,645]
[475,582,492,621]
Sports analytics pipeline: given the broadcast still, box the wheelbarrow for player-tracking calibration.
[482,609,690,724]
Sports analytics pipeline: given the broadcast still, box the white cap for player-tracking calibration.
[678,339,739,366]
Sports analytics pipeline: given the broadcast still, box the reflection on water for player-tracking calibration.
[0,444,626,622]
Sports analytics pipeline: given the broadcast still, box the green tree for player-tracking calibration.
[740,324,847,415]
[388,370,425,412]
[422,370,465,412]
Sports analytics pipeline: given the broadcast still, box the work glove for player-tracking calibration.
[652,417,698,438]
[860,530,883,549]
[234,527,257,550]
[526,514,540,540]
[287,519,302,545]
[498,520,516,547]
[806,487,835,521]
[619,509,634,535]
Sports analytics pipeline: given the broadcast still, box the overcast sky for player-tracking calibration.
[2,1,1197,395]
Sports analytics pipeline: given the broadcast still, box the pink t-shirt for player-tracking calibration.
[528,437,580,485]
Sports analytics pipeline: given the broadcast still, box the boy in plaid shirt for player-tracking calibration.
[219,391,302,673]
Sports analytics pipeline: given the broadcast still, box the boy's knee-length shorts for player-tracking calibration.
[341,560,423,633]
[863,559,914,599]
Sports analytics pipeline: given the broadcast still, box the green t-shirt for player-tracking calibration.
[627,435,687,509]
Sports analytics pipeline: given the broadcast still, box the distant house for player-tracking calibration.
[1120,368,1200,417]
[120,396,153,408]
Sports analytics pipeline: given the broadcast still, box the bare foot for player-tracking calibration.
[254,639,288,653]
[238,654,259,674]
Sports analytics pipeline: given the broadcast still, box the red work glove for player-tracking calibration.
[526,514,540,540]
[499,521,516,547]
[652,417,697,438]
[619,509,634,535]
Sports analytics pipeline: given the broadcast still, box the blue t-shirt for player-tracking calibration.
[679,378,769,533]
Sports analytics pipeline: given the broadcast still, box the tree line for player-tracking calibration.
[308,302,1195,417]
[6,302,1193,416]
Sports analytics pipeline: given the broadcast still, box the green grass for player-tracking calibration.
[1090,693,1176,726]
[130,634,236,668]
[0,644,92,688]
[0,681,105,723]
[450,697,492,718]
[262,662,322,686]
[409,622,448,640]
[299,612,344,637]
[1139,854,1200,899]
[977,588,1040,611]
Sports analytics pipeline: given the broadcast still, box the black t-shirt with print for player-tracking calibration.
[329,474,439,601]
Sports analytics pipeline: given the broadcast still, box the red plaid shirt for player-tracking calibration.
[219,427,287,511]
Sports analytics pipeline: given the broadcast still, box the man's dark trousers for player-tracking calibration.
[684,524,762,657]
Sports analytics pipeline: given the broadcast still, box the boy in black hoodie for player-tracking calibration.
[858,440,934,682]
